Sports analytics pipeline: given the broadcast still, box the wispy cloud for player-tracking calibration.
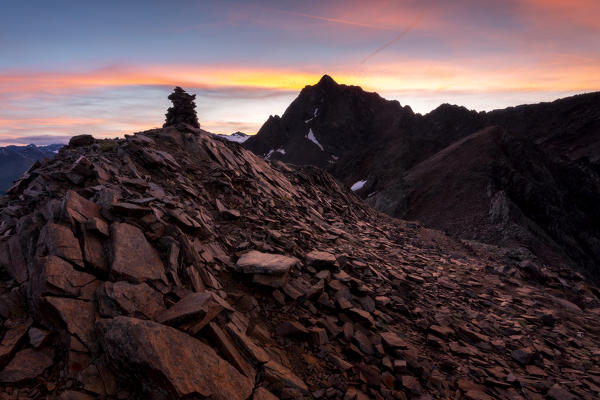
[272,9,389,30]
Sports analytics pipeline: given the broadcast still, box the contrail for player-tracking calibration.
[360,16,422,65]
[275,9,385,30]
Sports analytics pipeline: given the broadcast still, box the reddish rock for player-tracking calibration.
[253,387,279,400]
[110,222,167,284]
[45,297,96,349]
[263,360,308,393]
[380,332,409,349]
[225,322,271,365]
[236,250,299,275]
[0,237,28,283]
[0,319,32,367]
[547,384,576,400]
[157,291,231,332]
[37,223,83,267]
[82,229,108,272]
[0,347,54,383]
[97,281,165,319]
[97,316,253,400]
[305,250,337,269]
[63,190,101,226]
[33,256,96,298]
[276,321,309,338]
[205,322,256,379]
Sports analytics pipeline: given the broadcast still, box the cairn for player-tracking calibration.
[163,86,200,129]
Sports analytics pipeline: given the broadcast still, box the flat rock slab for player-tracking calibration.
[380,332,409,349]
[305,250,337,269]
[156,292,215,326]
[0,347,54,383]
[97,316,253,400]
[110,223,167,284]
[236,251,299,275]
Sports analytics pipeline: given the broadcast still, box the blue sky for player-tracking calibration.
[1,0,599,145]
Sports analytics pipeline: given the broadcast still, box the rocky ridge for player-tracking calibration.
[0,127,599,399]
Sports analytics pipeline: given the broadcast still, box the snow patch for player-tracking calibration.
[265,148,285,159]
[305,129,324,151]
[217,132,249,143]
[351,180,367,191]
[304,107,319,124]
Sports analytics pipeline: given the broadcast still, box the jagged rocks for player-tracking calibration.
[97,316,253,400]
[110,222,167,284]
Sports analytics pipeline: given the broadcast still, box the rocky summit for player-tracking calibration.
[0,122,599,400]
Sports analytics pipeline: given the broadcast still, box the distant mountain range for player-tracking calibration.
[0,144,63,194]
[245,75,600,280]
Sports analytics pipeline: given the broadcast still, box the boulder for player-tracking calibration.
[68,135,95,147]
[305,250,338,269]
[97,316,253,400]
[110,223,167,284]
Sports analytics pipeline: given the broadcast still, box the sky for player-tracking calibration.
[1,0,599,145]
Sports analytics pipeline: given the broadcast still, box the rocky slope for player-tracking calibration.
[0,126,599,399]
[0,144,63,194]
[243,76,600,280]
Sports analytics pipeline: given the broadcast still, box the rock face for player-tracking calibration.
[0,118,599,399]
[244,76,600,281]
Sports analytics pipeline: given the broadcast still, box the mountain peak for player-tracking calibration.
[315,74,337,87]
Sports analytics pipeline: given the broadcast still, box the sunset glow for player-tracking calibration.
[1,0,599,145]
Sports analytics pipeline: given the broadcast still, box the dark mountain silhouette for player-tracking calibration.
[0,144,63,194]
[244,75,600,280]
